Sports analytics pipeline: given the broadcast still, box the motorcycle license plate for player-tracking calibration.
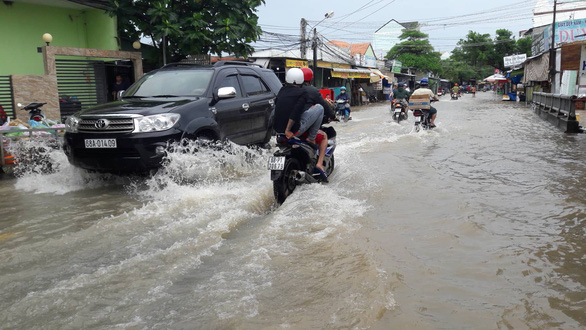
[85,139,117,148]
[267,156,285,170]
[414,117,421,123]
[394,109,402,114]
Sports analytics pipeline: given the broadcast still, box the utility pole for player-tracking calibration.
[300,19,307,59]
[312,28,318,86]
[549,0,557,91]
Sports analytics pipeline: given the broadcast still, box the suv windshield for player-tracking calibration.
[124,69,214,97]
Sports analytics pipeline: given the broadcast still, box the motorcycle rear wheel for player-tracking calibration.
[273,158,300,204]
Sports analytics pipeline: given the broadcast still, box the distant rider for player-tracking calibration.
[336,86,351,117]
[393,82,411,113]
[451,83,459,96]
[411,78,439,127]
[273,68,324,146]
[299,67,336,174]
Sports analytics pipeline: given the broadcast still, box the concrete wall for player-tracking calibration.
[0,2,118,76]
[11,75,60,122]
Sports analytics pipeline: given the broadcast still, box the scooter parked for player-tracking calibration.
[19,102,47,122]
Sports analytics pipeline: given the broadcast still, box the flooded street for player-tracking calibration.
[1,92,585,329]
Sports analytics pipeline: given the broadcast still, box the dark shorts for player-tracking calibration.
[429,106,437,116]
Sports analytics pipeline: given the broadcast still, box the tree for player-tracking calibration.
[106,0,265,64]
[493,29,516,71]
[516,37,532,57]
[386,28,442,74]
[452,31,494,67]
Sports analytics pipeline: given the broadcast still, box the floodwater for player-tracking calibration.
[0,92,584,329]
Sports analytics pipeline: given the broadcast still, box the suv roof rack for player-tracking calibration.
[213,61,261,68]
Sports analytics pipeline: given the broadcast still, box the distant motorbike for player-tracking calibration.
[268,126,337,204]
[335,99,350,122]
[451,92,459,100]
[391,99,408,123]
[19,102,47,122]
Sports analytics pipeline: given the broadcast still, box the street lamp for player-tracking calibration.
[312,11,334,86]
[42,33,52,46]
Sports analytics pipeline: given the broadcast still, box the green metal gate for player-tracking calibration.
[0,75,15,119]
[55,59,108,117]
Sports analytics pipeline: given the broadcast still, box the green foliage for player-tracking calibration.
[493,29,517,69]
[106,0,265,64]
[516,37,532,57]
[386,28,442,74]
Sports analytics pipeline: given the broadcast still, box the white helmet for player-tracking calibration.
[286,68,304,85]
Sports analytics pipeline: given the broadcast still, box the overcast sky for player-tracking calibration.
[255,0,539,57]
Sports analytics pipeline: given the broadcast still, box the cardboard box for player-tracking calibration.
[408,94,430,109]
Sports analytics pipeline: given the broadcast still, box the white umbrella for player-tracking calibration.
[485,74,507,83]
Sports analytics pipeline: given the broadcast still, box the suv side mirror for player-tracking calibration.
[117,90,125,100]
[217,87,237,99]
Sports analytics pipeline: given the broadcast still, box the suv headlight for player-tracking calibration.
[133,113,180,133]
[65,115,80,133]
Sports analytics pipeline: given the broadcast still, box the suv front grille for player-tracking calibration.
[79,117,134,133]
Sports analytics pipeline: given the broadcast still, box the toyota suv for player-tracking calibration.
[63,61,282,172]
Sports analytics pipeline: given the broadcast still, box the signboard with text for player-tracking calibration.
[286,59,308,68]
[532,18,586,56]
[391,60,402,73]
[503,54,527,67]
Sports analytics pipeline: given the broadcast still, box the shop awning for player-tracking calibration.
[331,68,371,79]
[368,68,390,83]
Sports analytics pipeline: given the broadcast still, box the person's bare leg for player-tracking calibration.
[316,135,327,172]
[430,113,437,125]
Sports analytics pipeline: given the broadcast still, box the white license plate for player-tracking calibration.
[267,156,285,170]
[414,117,421,123]
[85,139,117,148]
[394,109,402,113]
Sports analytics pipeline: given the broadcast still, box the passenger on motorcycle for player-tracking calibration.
[393,83,411,111]
[299,67,335,173]
[336,86,351,117]
[273,68,324,146]
[411,78,439,127]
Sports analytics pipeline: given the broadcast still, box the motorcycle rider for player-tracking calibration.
[336,86,351,118]
[393,82,411,113]
[411,78,438,127]
[273,68,324,146]
[299,67,336,174]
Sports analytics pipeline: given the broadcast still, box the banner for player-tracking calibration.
[532,18,586,55]
[503,54,527,67]
[331,71,370,79]
[286,59,308,68]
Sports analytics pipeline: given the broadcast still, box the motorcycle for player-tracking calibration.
[412,100,437,132]
[451,92,459,100]
[391,99,408,123]
[335,99,350,122]
[19,102,47,122]
[268,126,336,204]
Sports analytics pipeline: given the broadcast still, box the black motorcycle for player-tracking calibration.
[391,99,408,123]
[268,126,336,204]
[335,100,350,122]
[19,102,47,122]
[412,100,437,132]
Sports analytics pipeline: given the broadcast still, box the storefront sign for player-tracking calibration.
[391,60,402,73]
[532,18,586,56]
[317,61,351,69]
[286,59,308,68]
[331,71,371,79]
[503,54,527,67]
[374,80,383,91]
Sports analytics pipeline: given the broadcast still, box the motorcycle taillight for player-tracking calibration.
[276,135,289,146]
[413,110,423,116]
[33,116,42,121]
